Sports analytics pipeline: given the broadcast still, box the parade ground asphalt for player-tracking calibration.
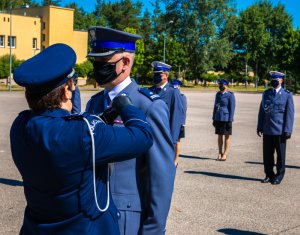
[0,90,299,235]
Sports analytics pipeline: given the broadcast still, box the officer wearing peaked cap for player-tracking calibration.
[212,79,236,161]
[86,27,175,235]
[10,43,153,235]
[149,62,185,151]
[257,71,294,185]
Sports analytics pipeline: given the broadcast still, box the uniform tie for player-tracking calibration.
[155,87,161,94]
[104,92,111,108]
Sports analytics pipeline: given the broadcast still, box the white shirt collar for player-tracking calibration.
[275,86,282,93]
[159,81,168,89]
[106,76,132,100]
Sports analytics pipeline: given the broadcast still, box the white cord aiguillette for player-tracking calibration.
[83,117,110,212]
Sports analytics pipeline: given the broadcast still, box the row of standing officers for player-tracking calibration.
[10,26,294,235]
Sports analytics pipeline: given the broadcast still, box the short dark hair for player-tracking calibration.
[25,79,73,113]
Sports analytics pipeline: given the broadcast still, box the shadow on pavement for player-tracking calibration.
[245,161,300,169]
[184,171,261,182]
[0,178,23,186]
[179,154,214,160]
[218,228,267,235]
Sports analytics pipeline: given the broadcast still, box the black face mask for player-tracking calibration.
[154,74,162,84]
[93,57,123,85]
[270,79,279,88]
[219,85,225,91]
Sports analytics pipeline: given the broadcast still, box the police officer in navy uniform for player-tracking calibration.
[86,27,175,235]
[257,71,294,185]
[149,62,185,152]
[10,43,153,235]
[170,79,187,166]
[212,79,236,161]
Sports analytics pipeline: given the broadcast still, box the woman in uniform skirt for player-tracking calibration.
[212,79,236,161]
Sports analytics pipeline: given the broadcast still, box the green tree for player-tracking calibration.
[165,0,236,81]
[42,0,61,6]
[0,0,39,10]
[0,54,20,78]
[234,0,292,81]
[94,0,142,30]
[65,2,97,30]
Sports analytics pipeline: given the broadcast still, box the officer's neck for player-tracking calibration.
[274,85,282,93]
[157,81,168,88]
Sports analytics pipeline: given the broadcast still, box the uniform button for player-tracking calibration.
[127,203,131,208]
[117,212,120,218]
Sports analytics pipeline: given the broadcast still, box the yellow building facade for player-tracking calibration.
[0,5,88,64]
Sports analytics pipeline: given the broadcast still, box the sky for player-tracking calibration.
[40,0,300,28]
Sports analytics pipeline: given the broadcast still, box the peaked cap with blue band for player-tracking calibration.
[87,26,142,57]
[171,79,182,86]
[218,79,229,85]
[14,43,77,94]
[269,71,285,80]
[151,61,172,73]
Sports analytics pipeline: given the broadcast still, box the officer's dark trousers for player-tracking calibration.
[263,135,286,181]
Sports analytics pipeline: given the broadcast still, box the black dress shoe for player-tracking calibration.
[261,177,272,183]
[272,179,281,185]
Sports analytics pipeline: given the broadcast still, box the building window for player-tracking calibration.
[42,34,46,42]
[33,38,37,49]
[0,35,4,47]
[8,36,16,48]
[34,21,36,25]
[42,45,45,50]
[42,22,46,30]
[8,17,10,22]
[3,17,5,22]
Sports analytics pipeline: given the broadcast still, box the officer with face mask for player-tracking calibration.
[149,62,185,154]
[86,27,175,235]
[257,71,294,185]
[212,79,236,161]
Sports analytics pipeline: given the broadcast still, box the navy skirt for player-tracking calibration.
[214,121,232,135]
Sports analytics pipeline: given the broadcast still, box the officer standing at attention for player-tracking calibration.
[171,79,187,167]
[257,71,294,185]
[86,27,175,235]
[212,79,236,161]
[10,43,153,235]
[149,62,185,154]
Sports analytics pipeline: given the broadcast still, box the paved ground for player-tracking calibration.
[0,90,299,235]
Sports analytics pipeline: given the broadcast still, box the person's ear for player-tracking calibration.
[63,85,71,101]
[121,56,130,71]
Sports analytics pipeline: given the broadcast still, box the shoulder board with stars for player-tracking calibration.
[138,88,161,101]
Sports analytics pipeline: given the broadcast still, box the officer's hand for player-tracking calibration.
[212,121,217,127]
[257,130,262,137]
[111,94,133,114]
[285,132,291,139]
[226,122,232,129]
[99,107,118,125]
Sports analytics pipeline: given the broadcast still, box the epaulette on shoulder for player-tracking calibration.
[90,91,103,99]
[138,88,161,101]
[285,89,290,93]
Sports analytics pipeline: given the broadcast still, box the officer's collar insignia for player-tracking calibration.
[138,88,161,101]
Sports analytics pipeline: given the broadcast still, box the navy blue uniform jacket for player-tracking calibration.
[149,83,184,144]
[212,91,235,122]
[10,106,153,235]
[257,88,294,135]
[86,81,175,234]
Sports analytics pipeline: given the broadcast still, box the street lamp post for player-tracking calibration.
[163,20,173,63]
[9,1,12,92]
